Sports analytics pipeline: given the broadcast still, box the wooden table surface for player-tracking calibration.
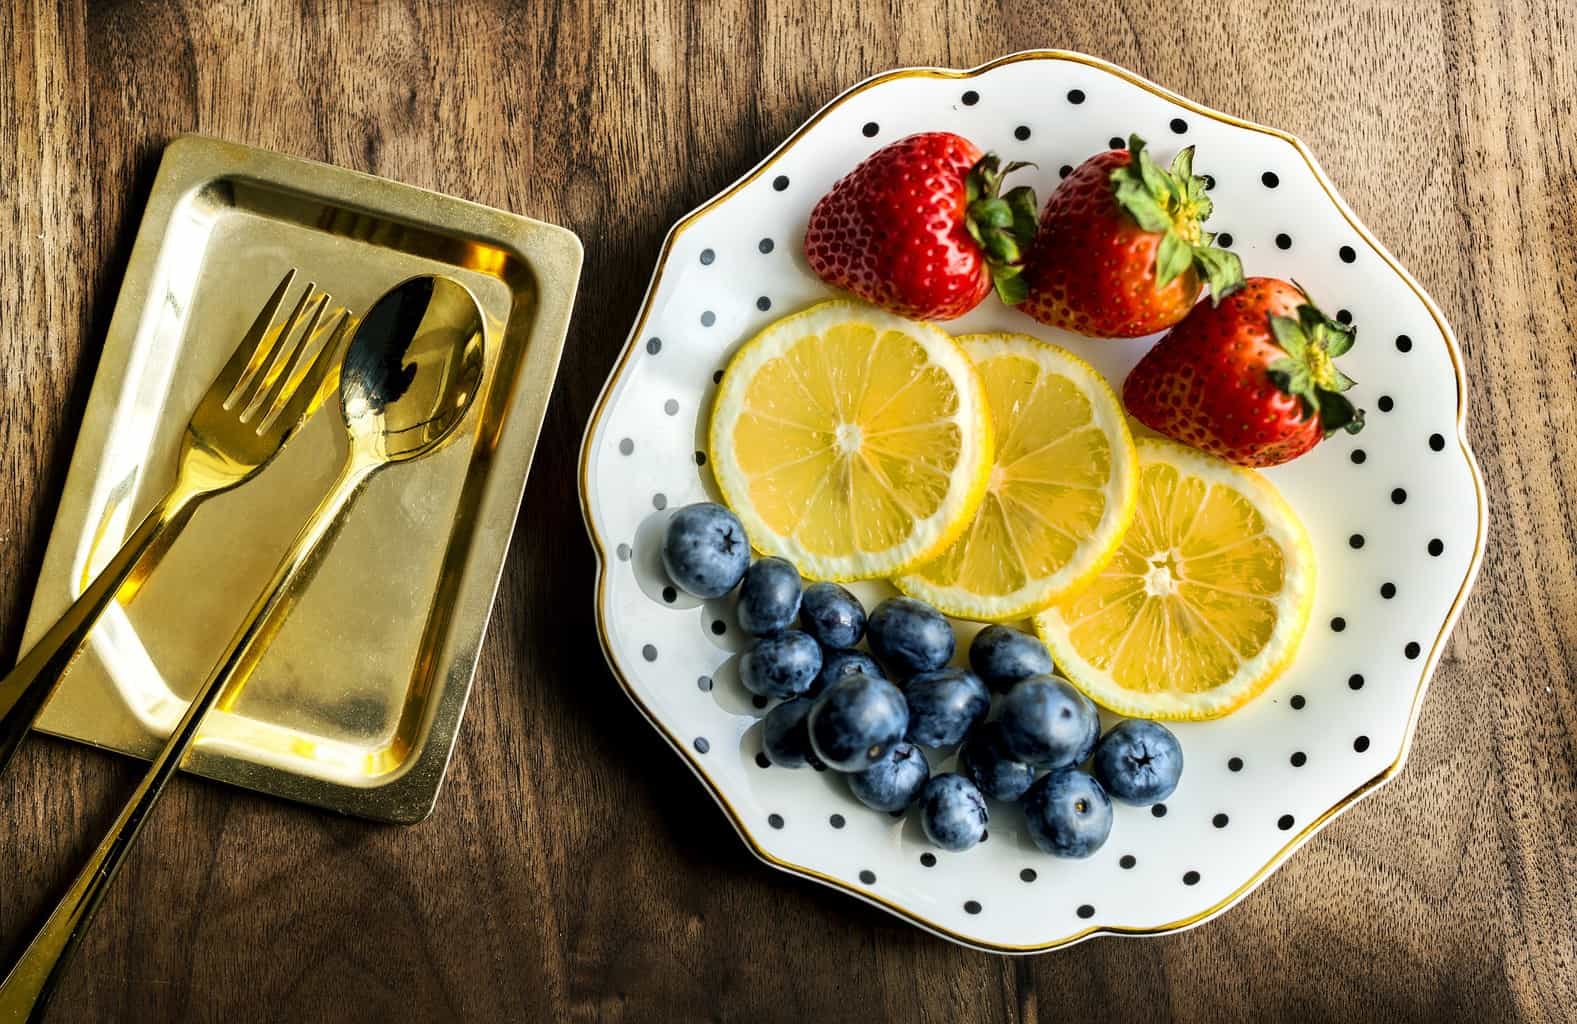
[2,2,1573,1021]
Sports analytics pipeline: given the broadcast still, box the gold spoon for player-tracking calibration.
[0,275,485,1022]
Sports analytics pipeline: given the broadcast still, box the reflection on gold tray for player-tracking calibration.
[21,136,582,823]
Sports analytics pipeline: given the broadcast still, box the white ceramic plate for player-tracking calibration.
[578,51,1486,953]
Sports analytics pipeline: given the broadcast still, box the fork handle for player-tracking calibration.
[0,490,195,780]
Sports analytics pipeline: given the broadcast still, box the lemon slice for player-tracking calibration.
[708,301,992,581]
[1034,438,1314,720]
[895,333,1137,621]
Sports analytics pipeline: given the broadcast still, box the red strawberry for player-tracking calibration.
[804,132,1037,320]
[1021,135,1242,338]
[1123,277,1365,467]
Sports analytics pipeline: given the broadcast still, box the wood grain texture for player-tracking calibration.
[1,0,1572,1020]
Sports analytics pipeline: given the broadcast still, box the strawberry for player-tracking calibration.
[1122,277,1365,467]
[804,132,1037,320]
[1021,135,1242,338]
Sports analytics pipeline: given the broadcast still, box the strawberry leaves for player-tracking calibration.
[1110,134,1244,302]
[1266,291,1366,437]
[965,154,1038,305]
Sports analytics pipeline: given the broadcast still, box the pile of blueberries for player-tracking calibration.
[662,502,1184,857]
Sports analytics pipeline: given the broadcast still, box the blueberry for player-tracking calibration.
[848,742,929,811]
[998,675,1100,767]
[808,673,909,771]
[919,773,989,851]
[740,631,822,698]
[969,625,1053,691]
[867,597,955,679]
[661,503,749,598]
[761,697,821,768]
[811,649,883,697]
[1023,769,1112,858]
[736,557,802,636]
[799,582,867,649]
[1092,719,1184,804]
[958,721,1037,802]
[902,668,989,749]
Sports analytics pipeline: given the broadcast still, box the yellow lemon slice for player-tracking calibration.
[895,333,1137,621]
[708,301,992,581]
[1034,438,1315,720]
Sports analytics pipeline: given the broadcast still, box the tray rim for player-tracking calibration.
[576,49,1489,951]
[26,133,584,824]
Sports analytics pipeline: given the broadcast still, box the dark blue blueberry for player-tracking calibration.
[867,596,955,679]
[958,721,1037,802]
[660,503,749,598]
[998,675,1100,767]
[740,631,822,699]
[1023,769,1112,858]
[808,673,909,771]
[811,649,883,698]
[761,697,821,768]
[919,773,988,852]
[848,742,929,811]
[736,557,802,636]
[902,668,989,749]
[969,625,1053,691]
[1092,719,1183,804]
[799,582,866,649]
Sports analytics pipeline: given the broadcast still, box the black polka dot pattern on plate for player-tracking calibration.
[1291,751,1307,767]
[652,493,667,510]
[1291,694,1306,710]
[1201,174,1215,190]
[693,737,709,753]
[1170,117,1187,134]
[1262,171,1279,188]
[1405,641,1421,659]
[699,248,715,265]
[1396,333,1413,352]
[1430,433,1446,451]
[1381,582,1397,599]
[712,369,724,383]
[751,694,768,709]
[1350,534,1365,549]
[1151,803,1167,818]
[694,451,707,465]
[1014,125,1031,141]
[698,675,713,692]
[1217,232,1233,248]
[662,586,676,603]
[1392,488,1407,504]
[646,337,662,355]
[1059,164,1072,178]
[862,122,879,137]
[1349,673,1364,690]
[758,238,774,254]
[1275,233,1292,250]
[962,90,979,106]
[1429,538,1444,556]
[830,814,845,829]
[711,620,727,636]
[859,870,876,884]
[1351,449,1367,465]
[756,296,771,311]
[920,853,936,867]
[1077,904,1096,919]
[768,813,784,829]
[772,175,789,191]
[1331,617,1346,633]
[964,900,982,915]
[616,543,631,561]
[1119,854,1136,869]
[1278,814,1295,831]
[700,311,715,327]
[1336,309,1353,325]
[1228,757,1243,772]
[1067,88,1084,104]
[1378,395,1394,412]
[1354,735,1371,753]
[755,751,769,768]
[1020,868,1037,882]
[1340,245,1357,263]
[1212,813,1229,828]
[642,644,657,662]
[1109,135,1124,150]
[1183,871,1200,886]
[619,438,633,455]
[664,399,680,415]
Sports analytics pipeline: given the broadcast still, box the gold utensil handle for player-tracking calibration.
[0,462,367,1023]
[0,491,193,779]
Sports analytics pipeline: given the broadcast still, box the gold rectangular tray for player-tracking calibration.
[21,136,581,823]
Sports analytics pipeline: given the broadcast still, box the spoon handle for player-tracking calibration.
[0,489,197,781]
[0,462,367,1023]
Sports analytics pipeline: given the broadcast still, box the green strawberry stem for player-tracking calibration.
[1266,285,1366,437]
[964,154,1038,305]
[1110,134,1244,303]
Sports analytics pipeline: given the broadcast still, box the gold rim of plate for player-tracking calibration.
[23,136,582,824]
[576,50,1488,952]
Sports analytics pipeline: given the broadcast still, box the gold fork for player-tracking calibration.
[0,270,350,776]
